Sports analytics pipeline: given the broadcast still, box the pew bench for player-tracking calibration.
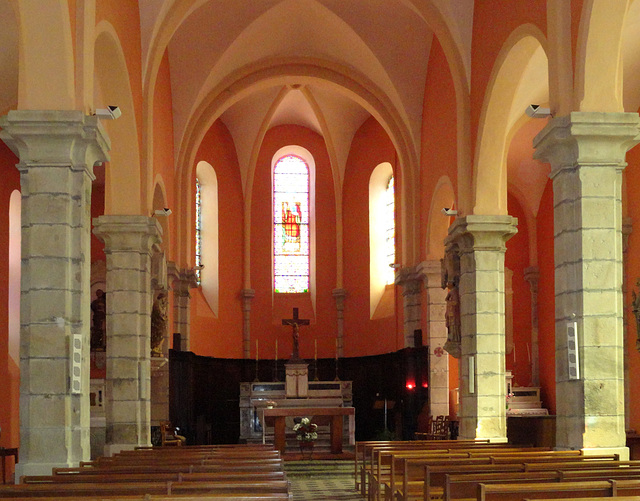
[383,454,624,501]
[0,479,291,497]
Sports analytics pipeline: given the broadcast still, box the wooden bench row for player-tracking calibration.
[385,459,640,501]
[5,444,292,501]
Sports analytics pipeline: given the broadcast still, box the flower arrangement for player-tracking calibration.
[293,417,318,442]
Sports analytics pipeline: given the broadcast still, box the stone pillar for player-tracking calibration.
[0,111,110,476]
[533,112,640,454]
[396,266,424,348]
[446,215,517,441]
[242,289,255,359]
[524,266,540,386]
[421,260,449,418]
[171,268,198,352]
[622,218,632,431]
[333,289,347,357]
[93,216,161,455]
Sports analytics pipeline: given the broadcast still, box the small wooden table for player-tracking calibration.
[0,447,18,484]
[263,407,355,454]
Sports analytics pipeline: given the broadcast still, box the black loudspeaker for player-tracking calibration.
[414,329,423,347]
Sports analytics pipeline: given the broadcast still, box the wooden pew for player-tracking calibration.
[355,440,492,492]
[385,454,622,501]
[0,479,291,497]
[22,471,288,485]
[477,480,617,501]
[379,449,578,501]
[446,468,640,501]
[0,496,292,501]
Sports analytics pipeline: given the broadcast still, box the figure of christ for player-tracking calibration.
[443,280,462,358]
[282,202,302,245]
[282,307,310,361]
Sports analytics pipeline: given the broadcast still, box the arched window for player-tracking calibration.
[195,161,219,315]
[9,190,21,363]
[383,175,395,286]
[195,177,202,285]
[369,162,395,318]
[273,154,309,293]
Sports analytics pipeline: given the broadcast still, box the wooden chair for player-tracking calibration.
[159,421,184,446]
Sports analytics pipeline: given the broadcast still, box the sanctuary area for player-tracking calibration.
[3,0,640,483]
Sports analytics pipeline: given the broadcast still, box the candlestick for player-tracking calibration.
[256,339,259,362]
[275,339,278,362]
[527,343,531,364]
[335,338,339,360]
[315,339,317,361]
[513,345,516,365]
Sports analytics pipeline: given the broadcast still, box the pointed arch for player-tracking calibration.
[473,26,548,215]
[94,21,142,215]
[575,0,629,112]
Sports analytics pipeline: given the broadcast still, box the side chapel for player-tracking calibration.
[2,0,640,479]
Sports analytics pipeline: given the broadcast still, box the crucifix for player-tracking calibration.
[282,307,310,361]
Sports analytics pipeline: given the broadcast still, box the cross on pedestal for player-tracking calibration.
[282,307,310,361]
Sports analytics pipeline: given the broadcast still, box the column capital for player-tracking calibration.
[395,265,424,296]
[533,112,640,178]
[418,259,445,288]
[446,215,518,253]
[93,215,162,252]
[0,110,110,179]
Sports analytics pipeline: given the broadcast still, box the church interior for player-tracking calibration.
[2,0,640,486]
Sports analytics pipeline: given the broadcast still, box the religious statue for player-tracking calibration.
[283,307,309,362]
[292,322,300,360]
[632,279,640,352]
[443,280,462,358]
[151,292,168,357]
[90,289,107,351]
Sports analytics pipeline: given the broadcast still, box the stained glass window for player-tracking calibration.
[195,177,202,285]
[273,155,309,293]
[384,175,395,285]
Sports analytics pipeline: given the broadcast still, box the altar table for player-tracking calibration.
[262,407,355,454]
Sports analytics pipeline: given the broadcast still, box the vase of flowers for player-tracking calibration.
[293,417,317,458]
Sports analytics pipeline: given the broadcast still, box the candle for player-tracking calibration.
[526,343,531,364]
[336,338,339,360]
[315,339,317,360]
[275,339,278,362]
[513,345,516,365]
[256,339,259,362]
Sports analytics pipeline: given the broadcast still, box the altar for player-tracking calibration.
[263,406,355,454]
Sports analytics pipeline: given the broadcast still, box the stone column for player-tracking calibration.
[421,260,449,418]
[533,112,640,454]
[524,266,540,386]
[93,216,161,455]
[171,268,198,352]
[622,218,632,431]
[396,266,424,348]
[446,215,517,441]
[241,289,255,359]
[0,111,109,476]
[333,289,347,357]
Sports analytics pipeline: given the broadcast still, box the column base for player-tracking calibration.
[581,446,629,461]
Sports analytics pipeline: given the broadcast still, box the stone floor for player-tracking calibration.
[284,460,364,500]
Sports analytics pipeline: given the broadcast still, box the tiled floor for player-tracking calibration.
[284,460,365,500]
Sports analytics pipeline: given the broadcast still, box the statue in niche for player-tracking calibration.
[151,291,168,357]
[90,289,107,351]
[443,279,462,358]
[632,280,640,352]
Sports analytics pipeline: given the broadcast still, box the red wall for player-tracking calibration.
[505,193,532,387]
[343,117,400,355]
[189,121,244,358]
[536,180,556,414]
[248,125,338,361]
